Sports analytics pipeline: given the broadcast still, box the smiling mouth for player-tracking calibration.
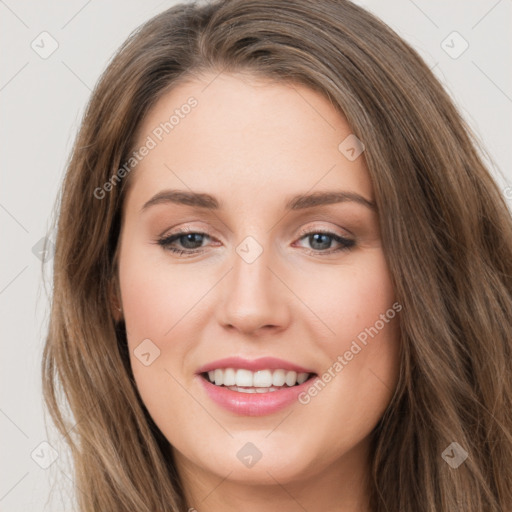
[201,368,317,393]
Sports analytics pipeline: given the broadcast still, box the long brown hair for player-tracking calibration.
[43,0,512,510]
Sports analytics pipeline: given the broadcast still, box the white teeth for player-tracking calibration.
[235,369,253,387]
[205,368,312,388]
[223,368,236,386]
[285,371,297,386]
[272,369,286,386]
[253,370,273,387]
[297,372,309,384]
[227,385,281,393]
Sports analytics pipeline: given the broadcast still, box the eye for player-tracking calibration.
[156,230,212,256]
[155,228,355,257]
[294,229,355,255]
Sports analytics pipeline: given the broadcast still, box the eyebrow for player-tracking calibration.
[140,189,376,213]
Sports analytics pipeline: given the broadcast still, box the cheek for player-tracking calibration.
[118,244,201,340]
[119,249,193,438]
[293,250,400,421]
[296,249,397,349]
[118,241,214,417]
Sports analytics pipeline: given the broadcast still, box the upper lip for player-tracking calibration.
[196,356,315,375]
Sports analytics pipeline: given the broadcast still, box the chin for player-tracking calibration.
[180,437,318,485]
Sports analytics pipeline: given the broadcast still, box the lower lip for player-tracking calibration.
[197,375,316,416]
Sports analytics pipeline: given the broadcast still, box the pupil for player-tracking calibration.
[181,233,203,249]
[310,233,331,250]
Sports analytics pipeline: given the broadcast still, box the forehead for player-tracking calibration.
[124,72,373,212]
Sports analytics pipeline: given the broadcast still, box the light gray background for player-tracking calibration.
[1,1,511,510]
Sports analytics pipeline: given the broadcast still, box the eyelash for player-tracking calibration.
[155,228,355,257]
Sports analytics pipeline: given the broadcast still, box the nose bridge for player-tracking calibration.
[233,235,273,292]
[216,233,290,333]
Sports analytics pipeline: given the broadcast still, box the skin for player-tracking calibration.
[115,71,401,512]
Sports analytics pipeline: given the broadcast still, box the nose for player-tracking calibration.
[215,239,291,336]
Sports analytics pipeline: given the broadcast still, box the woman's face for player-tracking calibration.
[117,72,400,500]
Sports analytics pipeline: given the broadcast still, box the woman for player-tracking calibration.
[43,0,512,510]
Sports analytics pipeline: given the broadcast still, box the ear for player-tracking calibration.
[109,273,123,323]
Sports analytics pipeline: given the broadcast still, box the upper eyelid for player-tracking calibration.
[296,224,354,238]
[161,219,353,237]
[160,226,353,245]
[161,227,350,239]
